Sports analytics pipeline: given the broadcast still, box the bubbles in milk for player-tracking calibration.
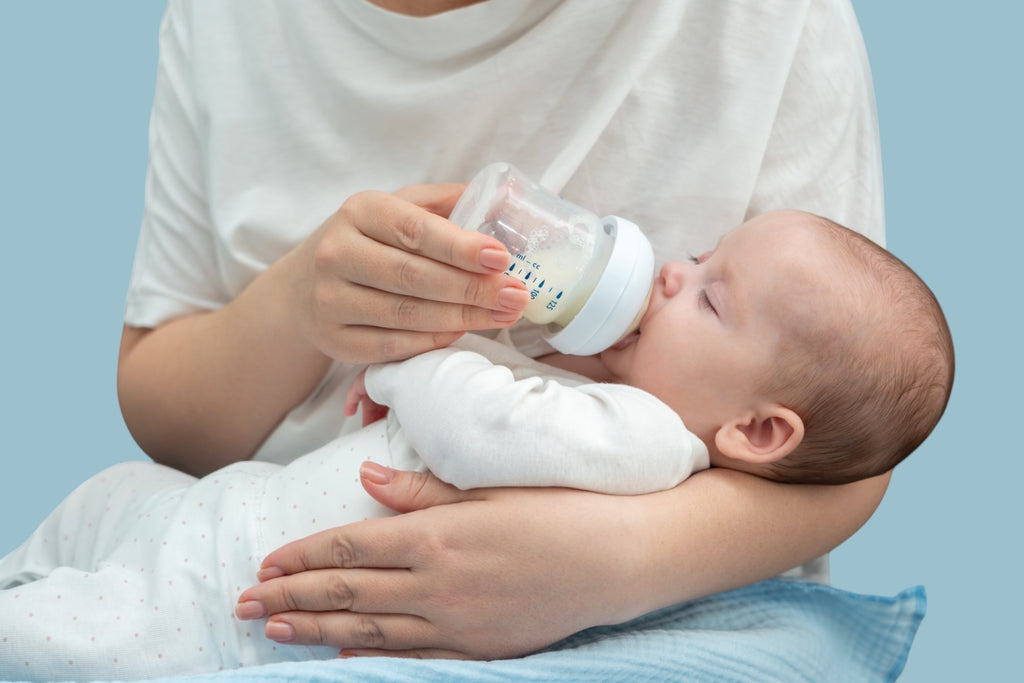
[524,227,549,254]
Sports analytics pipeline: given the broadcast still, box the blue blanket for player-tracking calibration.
[13,579,926,683]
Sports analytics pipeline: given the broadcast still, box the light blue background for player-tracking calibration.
[0,2,1019,681]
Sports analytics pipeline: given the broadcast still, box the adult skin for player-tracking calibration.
[119,180,889,658]
[118,184,530,474]
[120,0,891,663]
[236,453,887,659]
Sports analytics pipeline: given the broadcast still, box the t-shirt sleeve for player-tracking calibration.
[124,0,228,328]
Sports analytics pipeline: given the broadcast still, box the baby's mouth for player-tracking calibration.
[610,329,640,351]
[608,293,651,352]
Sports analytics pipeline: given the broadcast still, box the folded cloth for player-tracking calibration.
[13,579,926,683]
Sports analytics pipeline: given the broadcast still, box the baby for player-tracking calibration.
[596,208,955,486]
[0,210,953,680]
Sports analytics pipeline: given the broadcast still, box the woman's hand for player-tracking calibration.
[236,464,648,660]
[236,463,888,660]
[284,183,530,365]
[119,183,529,473]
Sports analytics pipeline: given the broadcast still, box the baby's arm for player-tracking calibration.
[364,342,706,494]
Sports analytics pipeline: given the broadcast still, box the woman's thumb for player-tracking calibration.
[359,461,472,513]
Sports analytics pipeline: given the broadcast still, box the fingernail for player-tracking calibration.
[492,310,521,324]
[257,566,284,582]
[265,621,295,643]
[479,247,510,271]
[497,286,529,311]
[235,600,267,620]
[360,460,395,485]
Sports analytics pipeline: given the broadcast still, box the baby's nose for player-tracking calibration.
[659,262,687,297]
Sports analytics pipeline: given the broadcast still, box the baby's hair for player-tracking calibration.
[761,215,954,485]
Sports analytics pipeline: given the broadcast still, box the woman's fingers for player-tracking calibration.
[251,518,416,577]
[239,566,422,617]
[340,190,507,276]
[357,463,474,513]
[320,279,525,330]
[263,609,445,652]
[254,467,476,573]
[304,279,525,362]
[289,186,529,364]
[392,182,468,222]
[235,468,486,633]
[323,196,525,314]
[339,246,523,313]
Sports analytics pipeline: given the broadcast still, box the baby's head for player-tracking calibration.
[601,210,954,485]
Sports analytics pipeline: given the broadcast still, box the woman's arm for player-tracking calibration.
[237,465,889,659]
[117,185,529,476]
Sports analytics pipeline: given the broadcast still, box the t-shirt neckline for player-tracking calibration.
[335,0,559,62]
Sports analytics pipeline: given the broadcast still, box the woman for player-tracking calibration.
[118,0,888,659]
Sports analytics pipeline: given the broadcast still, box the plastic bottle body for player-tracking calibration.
[453,164,614,326]
[450,163,654,355]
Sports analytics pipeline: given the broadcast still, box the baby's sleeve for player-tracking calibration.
[365,347,708,495]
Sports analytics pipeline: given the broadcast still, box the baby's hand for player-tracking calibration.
[344,369,389,427]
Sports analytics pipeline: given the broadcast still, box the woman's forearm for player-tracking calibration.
[117,250,332,475]
[117,186,529,476]
[236,464,890,658]
[622,467,890,616]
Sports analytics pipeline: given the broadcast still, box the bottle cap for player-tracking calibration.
[544,217,654,355]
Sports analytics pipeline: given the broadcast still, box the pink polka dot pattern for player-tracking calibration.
[0,421,402,679]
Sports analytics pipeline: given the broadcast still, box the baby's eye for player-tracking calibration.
[699,289,717,315]
[688,249,714,264]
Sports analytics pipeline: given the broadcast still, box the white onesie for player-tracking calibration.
[0,335,707,680]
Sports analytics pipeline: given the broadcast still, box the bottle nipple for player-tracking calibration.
[611,288,652,349]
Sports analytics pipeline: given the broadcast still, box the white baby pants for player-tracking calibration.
[0,421,398,680]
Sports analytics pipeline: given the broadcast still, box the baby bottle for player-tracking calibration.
[449,162,654,355]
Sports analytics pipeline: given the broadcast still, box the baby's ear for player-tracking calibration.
[714,404,804,465]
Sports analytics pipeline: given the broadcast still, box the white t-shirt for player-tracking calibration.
[125,0,883,472]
